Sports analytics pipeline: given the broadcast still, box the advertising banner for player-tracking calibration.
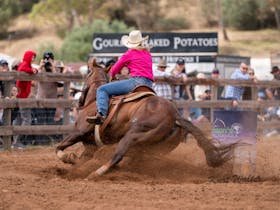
[92,32,218,54]
[213,110,257,145]
[212,110,258,177]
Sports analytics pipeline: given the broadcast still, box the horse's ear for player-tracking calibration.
[88,57,98,70]
[92,58,98,67]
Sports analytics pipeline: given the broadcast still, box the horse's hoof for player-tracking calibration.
[86,172,100,180]
[67,153,78,164]
[57,150,78,164]
[95,165,108,176]
[57,150,65,159]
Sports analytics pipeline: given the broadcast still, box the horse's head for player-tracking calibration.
[86,57,109,86]
[80,57,109,106]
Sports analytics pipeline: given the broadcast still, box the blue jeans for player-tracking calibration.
[96,76,153,116]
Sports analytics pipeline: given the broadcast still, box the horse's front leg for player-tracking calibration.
[56,133,84,164]
[78,141,98,164]
[88,133,135,178]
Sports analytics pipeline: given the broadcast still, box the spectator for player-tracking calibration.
[171,58,193,100]
[262,66,280,136]
[35,52,62,144]
[243,67,256,100]
[0,90,3,126]
[3,86,19,145]
[0,90,3,148]
[6,86,19,124]
[0,59,9,71]
[0,59,9,96]
[192,89,212,124]
[36,52,59,125]
[201,89,212,120]
[13,50,38,149]
[11,59,20,71]
[224,62,256,107]
[192,72,210,120]
[54,60,65,73]
[152,59,172,100]
[266,66,280,100]
[211,68,220,79]
[171,58,193,118]
[211,68,224,98]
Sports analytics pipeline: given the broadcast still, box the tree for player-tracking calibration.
[59,19,132,62]
[30,0,91,31]
[223,0,259,30]
[217,0,229,41]
[0,0,21,32]
[268,0,280,30]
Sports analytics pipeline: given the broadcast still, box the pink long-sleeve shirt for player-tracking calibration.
[110,49,154,81]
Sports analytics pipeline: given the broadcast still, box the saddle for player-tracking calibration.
[94,85,156,146]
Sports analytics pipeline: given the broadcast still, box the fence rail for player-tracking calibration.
[1,71,280,149]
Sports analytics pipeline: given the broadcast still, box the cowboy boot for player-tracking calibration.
[86,112,106,125]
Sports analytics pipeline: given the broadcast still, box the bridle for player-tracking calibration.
[85,66,109,86]
[77,66,109,110]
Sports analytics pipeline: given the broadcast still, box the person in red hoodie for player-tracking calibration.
[13,50,38,148]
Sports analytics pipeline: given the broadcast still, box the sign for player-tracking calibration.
[92,32,218,55]
[216,55,250,65]
[212,110,257,177]
[92,55,216,65]
[213,110,257,145]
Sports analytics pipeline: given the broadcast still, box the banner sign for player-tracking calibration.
[216,55,250,65]
[212,110,257,145]
[91,55,216,65]
[92,32,218,55]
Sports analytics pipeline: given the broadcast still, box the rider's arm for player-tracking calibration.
[110,51,130,78]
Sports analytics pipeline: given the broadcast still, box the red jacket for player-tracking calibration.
[16,50,36,98]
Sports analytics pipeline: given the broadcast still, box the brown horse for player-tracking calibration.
[56,57,233,177]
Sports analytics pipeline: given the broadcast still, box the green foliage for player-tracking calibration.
[59,19,133,62]
[0,0,21,31]
[201,0,219,27]
[256,0,280,28]
[156,18,190,31]
[0,0,38,36]
[21,0,39,13]
[30,0,89,19]
[30,0,97,32]
[223,0,260,30]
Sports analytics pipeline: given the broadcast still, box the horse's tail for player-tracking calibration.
[176,117,234,167]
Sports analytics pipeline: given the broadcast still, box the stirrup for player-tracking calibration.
[86,113,105,125]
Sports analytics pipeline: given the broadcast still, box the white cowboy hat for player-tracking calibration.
[121,30,149,49]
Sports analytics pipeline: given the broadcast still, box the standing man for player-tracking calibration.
[224,62,256,106]
[266,66,280,100]
[35,52,61,144]
[152,59,172,100]
[211,68,224,98]
[36,52,58,125]
[13,50,38,148]
[264,66,280,127]
[0,59,9,96]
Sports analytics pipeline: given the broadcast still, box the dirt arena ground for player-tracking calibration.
[0,137,280,210]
